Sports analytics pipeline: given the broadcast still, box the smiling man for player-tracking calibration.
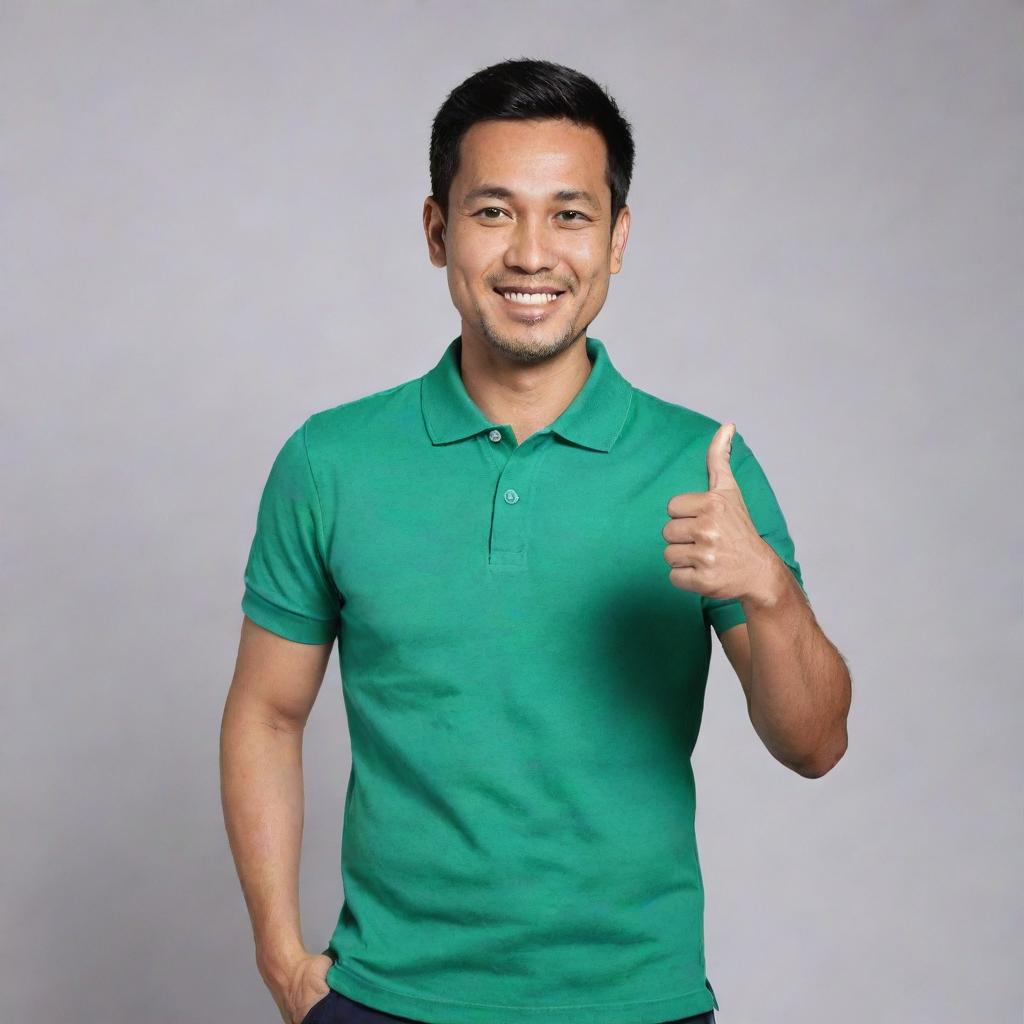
[221,58,851,1024]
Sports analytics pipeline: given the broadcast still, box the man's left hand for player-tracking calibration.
[662,422,778,606]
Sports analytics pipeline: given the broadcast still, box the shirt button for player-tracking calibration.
[503,488,520,504]
[488,429,502,442]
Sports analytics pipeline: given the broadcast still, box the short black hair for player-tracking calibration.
[429,58,635,233]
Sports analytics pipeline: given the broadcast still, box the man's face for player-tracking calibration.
[425,117,630,366]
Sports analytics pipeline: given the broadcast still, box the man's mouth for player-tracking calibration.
[493,286,566,307]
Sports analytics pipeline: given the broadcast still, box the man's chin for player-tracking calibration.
[477,325,579,365]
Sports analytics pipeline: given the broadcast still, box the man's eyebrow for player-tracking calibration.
[462,185,601,211]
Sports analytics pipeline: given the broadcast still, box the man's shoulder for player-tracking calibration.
[302,373,422,449]
[629,383,726,442]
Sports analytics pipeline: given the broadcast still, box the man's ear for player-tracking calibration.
[423,197,448,267]
[610,204,630,274]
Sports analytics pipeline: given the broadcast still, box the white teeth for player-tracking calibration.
[500,291,560,305]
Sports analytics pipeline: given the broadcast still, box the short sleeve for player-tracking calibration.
[702,429,808,639]
[240,419,341,644]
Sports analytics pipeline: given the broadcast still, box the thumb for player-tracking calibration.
[706,422,738,492]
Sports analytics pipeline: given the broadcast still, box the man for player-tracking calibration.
[221,58,851,1024]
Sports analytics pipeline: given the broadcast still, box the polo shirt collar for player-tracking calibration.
[421,335,633,453]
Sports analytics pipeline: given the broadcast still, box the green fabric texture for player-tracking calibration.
[241,335,805,1022]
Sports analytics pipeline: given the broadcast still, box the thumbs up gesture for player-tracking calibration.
[663,422,776,601]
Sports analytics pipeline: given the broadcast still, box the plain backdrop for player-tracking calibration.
[2,2,1021,1022]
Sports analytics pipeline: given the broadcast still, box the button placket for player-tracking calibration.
[488,430,550,569]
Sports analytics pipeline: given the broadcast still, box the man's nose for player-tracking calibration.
[503,218,557,273]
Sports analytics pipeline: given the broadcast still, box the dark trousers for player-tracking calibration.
[301,986,716,1024]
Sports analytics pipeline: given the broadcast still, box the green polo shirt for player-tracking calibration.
[241,335,806,1024]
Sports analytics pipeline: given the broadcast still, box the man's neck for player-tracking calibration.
[457,334,593,446]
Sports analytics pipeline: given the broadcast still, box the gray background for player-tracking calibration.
[2,2,1021,1021]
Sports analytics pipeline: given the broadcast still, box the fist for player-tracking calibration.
[662,422,775,602]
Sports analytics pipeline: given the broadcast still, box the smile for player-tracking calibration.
[493,288,566,307]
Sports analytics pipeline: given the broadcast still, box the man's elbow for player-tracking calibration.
[786,729,848,779]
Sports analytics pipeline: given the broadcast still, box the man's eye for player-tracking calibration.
[476,207,509,219]
[558,210,588,222]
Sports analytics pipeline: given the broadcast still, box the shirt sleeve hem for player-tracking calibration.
[241,587,338,645]
[707,601,747,638]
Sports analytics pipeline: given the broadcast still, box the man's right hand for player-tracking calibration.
[268,950,333,1024]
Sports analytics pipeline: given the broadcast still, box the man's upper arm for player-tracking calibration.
[228,615,333,728]
[240,418,342,644]
[230,417,342,725]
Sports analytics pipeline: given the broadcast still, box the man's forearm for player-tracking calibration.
[741,552,851,777]
[220,703,308,987]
